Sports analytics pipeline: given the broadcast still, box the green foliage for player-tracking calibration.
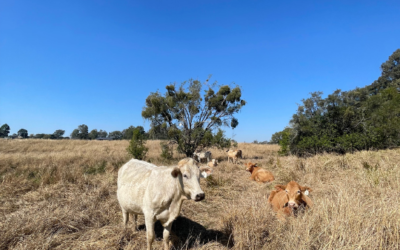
[42,134,52,139]
[122,126,147,140]
[122,126,134,139]
[88,129,98,140]
[71,129,80,139]
[108,131,123,140]
[148,123,169,139]
[278,128,291,156]
[270,128,290,144]
[98,130,108,138]
[208,129,232,150]
[52,130,65,139]
[142,77,245,156]
[70,125,89,139]
[0,124,10,138]
[18,128,28,138]
[272,49,400,156]
[78,124,89,139]
[160,142,174,160]
[127,128,148,160]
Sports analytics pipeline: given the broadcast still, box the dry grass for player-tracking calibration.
[1,139,399,249]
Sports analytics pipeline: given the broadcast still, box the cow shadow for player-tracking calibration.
[138,216,234,248]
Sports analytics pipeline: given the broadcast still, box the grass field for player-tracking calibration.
[1,139,400,249]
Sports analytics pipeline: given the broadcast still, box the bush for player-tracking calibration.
[278,129,290,156]
[160,142,173,160]
[126,128,148,160]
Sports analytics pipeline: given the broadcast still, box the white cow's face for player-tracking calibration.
[172,158,212,201]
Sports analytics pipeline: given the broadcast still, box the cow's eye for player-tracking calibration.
[285,190,288,193]
[183,174,188,179]
[297,190,301,194]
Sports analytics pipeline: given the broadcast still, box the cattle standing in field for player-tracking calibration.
[245,162,274,183]
[268,181,313,218]
[117,158,212,250]
[193,151,212,163]
[226,149,242,164]
[207,159,218,168]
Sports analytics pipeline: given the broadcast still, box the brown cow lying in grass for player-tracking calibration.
[245,162,275,183]
[268,181,313,218]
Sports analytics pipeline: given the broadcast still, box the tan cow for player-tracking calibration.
[227,149,242,164]
[245,162,274,183]
[268,181,313,218]
[117,158,212,250]
[207,159,218,168]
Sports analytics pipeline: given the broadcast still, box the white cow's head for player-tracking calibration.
[171,158,212,201]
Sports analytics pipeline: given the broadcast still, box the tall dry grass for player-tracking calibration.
[1,139,399,249]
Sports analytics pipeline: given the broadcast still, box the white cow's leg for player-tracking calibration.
[163,223,172,250]
[130,213,138,230]
[122,209,129,227]
[145,215,155,250]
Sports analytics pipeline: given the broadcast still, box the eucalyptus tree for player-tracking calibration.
[142,77,246,157]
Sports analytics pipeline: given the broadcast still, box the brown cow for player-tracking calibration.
[245,162,275,183]
[268,181,313,218]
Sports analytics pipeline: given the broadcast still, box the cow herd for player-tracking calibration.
[117,149,313,250]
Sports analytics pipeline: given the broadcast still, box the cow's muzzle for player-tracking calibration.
[194,193,205,201]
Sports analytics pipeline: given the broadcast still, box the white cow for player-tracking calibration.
[226,149,242,164]
[117,158,212,250]
[193,151,212,163]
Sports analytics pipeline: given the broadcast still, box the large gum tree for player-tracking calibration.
[142,77,246,157]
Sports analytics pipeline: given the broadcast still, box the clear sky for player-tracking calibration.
[1,0,399,142]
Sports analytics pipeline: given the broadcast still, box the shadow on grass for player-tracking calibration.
[138,216,234,248]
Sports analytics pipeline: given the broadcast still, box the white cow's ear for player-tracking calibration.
[171,167,181,178]
[199,166,212,178]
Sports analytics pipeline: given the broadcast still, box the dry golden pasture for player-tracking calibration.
[1,139,400,249]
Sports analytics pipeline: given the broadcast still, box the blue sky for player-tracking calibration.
[1,0,399,142]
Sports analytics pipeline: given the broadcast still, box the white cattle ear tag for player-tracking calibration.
[201,172,208,178]
[304,190,309,196]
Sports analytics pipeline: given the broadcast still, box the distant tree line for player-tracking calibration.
[69,125,149,140]
[0,123,160,140]
[271,49,400,156]
[252,140,269,144]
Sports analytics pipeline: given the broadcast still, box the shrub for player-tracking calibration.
[278,129,290,156]
[160,142,173,160]
[127,128,148,160]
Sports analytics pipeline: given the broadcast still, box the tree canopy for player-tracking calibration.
[0,124,10,138]
[18,129,28,138]
[52,130,65,139]
[89,129,98,140]
[142,77,245,156]
[271,49,400,156]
